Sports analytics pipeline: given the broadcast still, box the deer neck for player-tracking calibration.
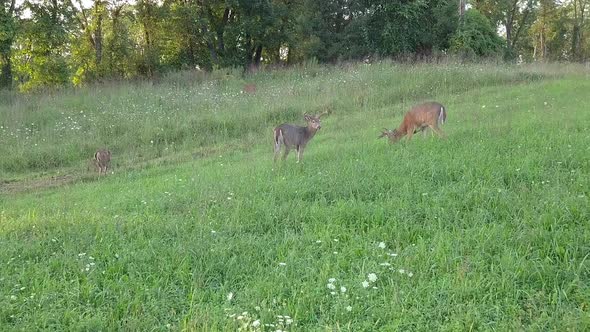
[396,122,410,138]
[304,125,318,140]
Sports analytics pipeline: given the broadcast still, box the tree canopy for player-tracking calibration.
[0,0,589,91]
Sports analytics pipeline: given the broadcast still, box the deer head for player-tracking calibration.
[378,128,402,143]
[303,113,322,130]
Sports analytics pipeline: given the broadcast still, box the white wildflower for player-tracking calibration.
[327,283,336,290]
[340,286,347,293]
[252,320,260,327]
[227,292,234,301]
[408,272,414,277]
[368,273,377,282]
[362,280,369,288]
[279,262,287,266]
[328,278,336,283]
[378,242,386,249]
[398,269,405,274]
[346,306,352,312]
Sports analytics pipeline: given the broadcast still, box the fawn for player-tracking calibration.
[273,111,329,163]
[93,149,112,175]
[242,83,257,94]
[379,101,447,143]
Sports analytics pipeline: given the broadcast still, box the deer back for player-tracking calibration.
[276,123,308,146]
[95,149,111,167]
[402,102,445,130]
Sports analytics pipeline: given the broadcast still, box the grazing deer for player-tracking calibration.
[93,149,112,175]
[242,83,257,94]
[379,102,447,143]
[274,111,329,163]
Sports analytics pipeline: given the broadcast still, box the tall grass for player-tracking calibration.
[0,61,575,180]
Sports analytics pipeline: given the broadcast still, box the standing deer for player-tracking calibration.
[379,101,447,143]
[273,111,329,163]
[93,149,112,175]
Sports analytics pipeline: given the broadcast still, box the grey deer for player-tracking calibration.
[273,111,329,163]
[93,149,112,175]
[379,101,447,143]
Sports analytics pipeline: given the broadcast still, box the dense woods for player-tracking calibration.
[1,0,589,91]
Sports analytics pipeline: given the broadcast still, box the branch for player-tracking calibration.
[511,0,534,47]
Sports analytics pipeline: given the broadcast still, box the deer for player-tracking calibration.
[273,111,329,163]
[93,149,112,175]
[379,101,447,144]
[242,83,257,94]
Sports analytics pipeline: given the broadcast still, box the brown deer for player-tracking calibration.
[242,83,257,94]
[379,102,447,143]
[273,111,329,163]
[93,149,112,175]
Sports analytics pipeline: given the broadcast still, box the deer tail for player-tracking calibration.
[439,106,447,125]
[274,128,283,146]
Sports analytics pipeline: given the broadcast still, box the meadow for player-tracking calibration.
[0,61,589,331]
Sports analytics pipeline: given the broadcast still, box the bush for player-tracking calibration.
[450,10,504,59]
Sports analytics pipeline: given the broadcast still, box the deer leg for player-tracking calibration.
[406,128,414,141]
[429,125,446,138]
[274,141,281,162]
[296,146,303,163]
[282,147,290,160]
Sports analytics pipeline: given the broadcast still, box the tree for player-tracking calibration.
[0,0,17,89]
[529,0,558,61]
[13,0,75,91]
[571,0,588,61]
[451,8,505,58]
[474,0,538,59]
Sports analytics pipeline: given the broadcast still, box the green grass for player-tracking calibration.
[1,62,589,331]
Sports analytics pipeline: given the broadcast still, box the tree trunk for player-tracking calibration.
[253,44,263,67]
[94,2,103,65]
[505,19,513,56]
[216,7,230,53]
[0,54,12,89]
[459,0,466,22]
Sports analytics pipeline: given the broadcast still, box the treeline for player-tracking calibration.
[0,0,589,91]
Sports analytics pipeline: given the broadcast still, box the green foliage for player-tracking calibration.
[0,0,18,88]
[13,0,74,91]
[3,0,590,89]
[451,9,505,58]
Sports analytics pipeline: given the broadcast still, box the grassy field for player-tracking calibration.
[1,62,589,331]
